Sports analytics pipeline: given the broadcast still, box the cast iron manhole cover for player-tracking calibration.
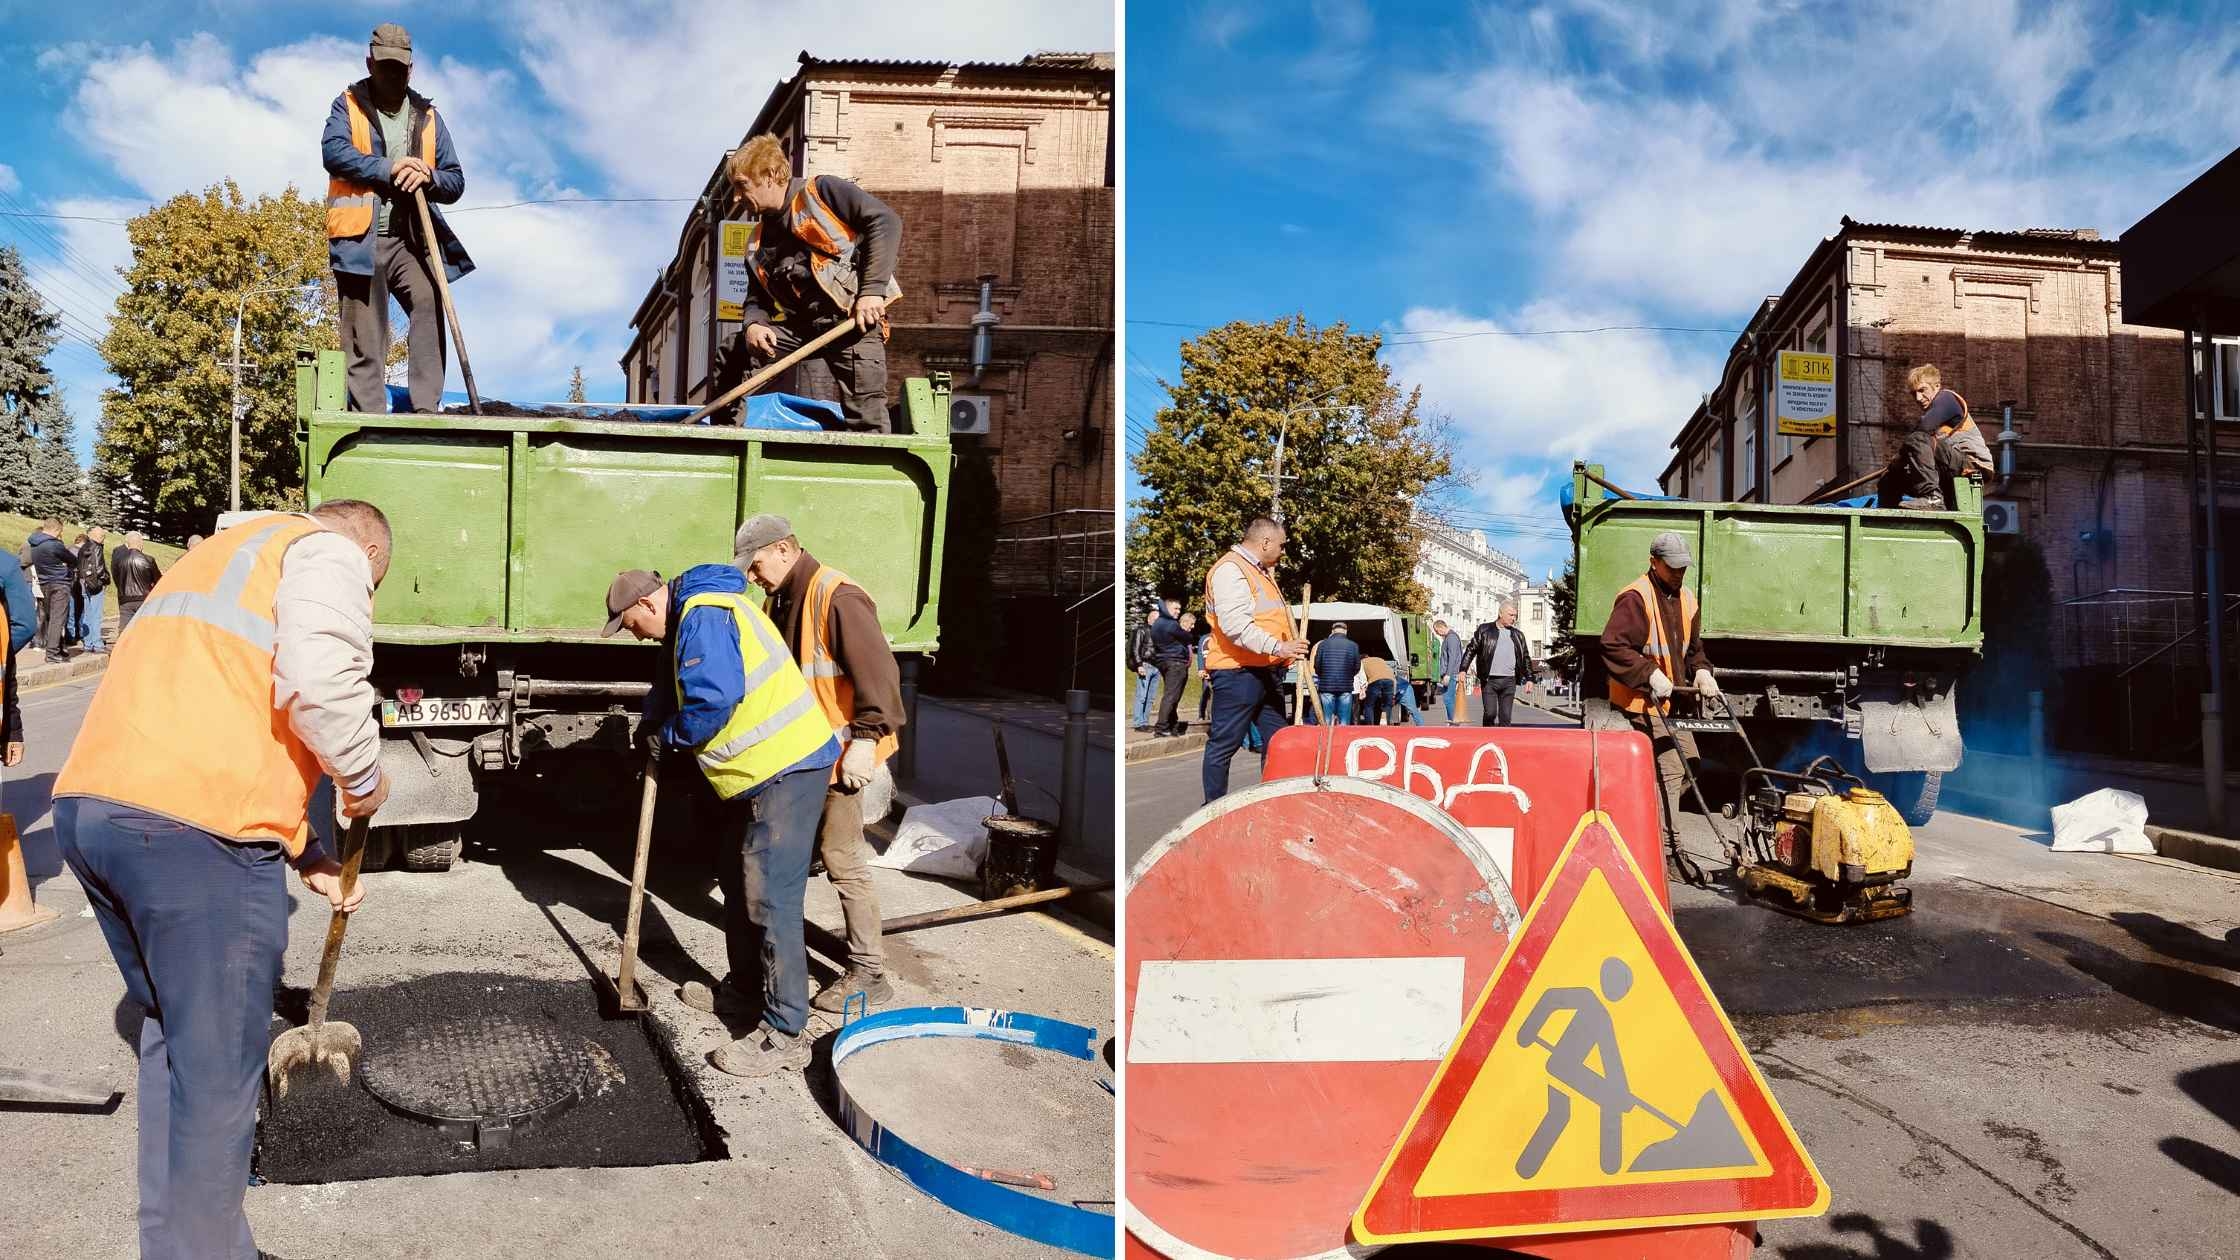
[361,1013,593,1152]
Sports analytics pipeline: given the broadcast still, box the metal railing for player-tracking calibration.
[994,508,1115,599]
[1066,581,1116,695]
[2062,588,2240,760]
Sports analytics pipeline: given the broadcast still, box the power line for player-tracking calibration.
[0,188,127,298]
[1125,316,1747,344]
[0,194,702,228]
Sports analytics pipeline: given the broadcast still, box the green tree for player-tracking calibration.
[28,393,94,520]
[0,243,61,515]
[567,366,587,403]
[1546,556,1579,682]
[1128,316,1459,609]
[94,181,335,537]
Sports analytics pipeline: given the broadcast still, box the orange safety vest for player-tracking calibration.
[1933,389,1995,475]
[1607,573,1699,716]
[1202,550,1294,671]
[795,563,901,767]
[54,515,335,855]
[746,177,902,320]
[328,88,439,241]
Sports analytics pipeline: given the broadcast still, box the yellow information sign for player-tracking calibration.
[1353,812,1828,1243]
[1775,350,1836,438]
[716,220,753,322]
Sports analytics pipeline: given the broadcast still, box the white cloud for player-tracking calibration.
[0,164,17,195]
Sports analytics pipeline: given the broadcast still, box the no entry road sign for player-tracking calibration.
[1354,812,1829,1244]
[1124,776,1523,1260]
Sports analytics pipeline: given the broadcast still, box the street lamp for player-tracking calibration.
[1270,395,1358,525]
[229,281,317,512]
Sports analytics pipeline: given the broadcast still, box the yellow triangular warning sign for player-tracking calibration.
[1353,812,1829,1243]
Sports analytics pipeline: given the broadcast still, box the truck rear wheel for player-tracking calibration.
[398,823,465,872]
[1878,771,1942,827]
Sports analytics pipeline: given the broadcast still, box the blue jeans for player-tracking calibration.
[74,589,104,652]
[57,796,290,1260]
[1316,691,1355,725]
[1131,668,1157,727]
[1443,678,1459,722]
[1203,666,1289,802]
[716,763,828,1036]
[1394,679,1423,725]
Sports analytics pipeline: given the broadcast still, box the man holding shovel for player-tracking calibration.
[49,500,394,1259]
[604,564,840,1076]
[717,134,902,430]
[322,22,473,415]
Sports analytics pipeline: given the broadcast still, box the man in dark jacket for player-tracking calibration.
[719,134,902,430]
[71,528,107,654]
[1149,599,1193,737]
[24,520,74,656]
[1129,607,1159,732]
[1313,623,1362,725]
[2,550,33,774]
[111,532,161,639]
[1461,603,1533,727]
[322,23,473,415]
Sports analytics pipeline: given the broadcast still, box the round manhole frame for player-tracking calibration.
[360,1011,595,1154]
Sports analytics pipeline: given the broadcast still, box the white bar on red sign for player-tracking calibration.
[1128,956,1465,1064]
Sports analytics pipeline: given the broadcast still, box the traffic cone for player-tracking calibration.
[0,813,58,934]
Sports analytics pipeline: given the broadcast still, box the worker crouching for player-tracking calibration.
[604,565,840,1076]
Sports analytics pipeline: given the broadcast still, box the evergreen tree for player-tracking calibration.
[0,244,61,515]
[567,366,587,403]
[28,393,94,520]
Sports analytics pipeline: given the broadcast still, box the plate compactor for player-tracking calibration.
[1654,690,1915,925]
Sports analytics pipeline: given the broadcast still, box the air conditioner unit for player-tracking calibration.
[949,394,992,435]
[1982,498,2021,535]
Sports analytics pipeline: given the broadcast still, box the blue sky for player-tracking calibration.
[1124,0,2240,578]
[0,0,1112,465]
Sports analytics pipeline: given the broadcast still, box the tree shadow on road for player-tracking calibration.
[2036,928,2240,1035]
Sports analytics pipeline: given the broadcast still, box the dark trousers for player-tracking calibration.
[1153,659,1189,730]
[117,597,145,640]
[713,762,828,1036]
[754,316,889,431]
[1203,666,1289,802]
[35,584,70,654]
[57,796,290,1260]
[1878,430,1980,507]
[1629,711,1703,842]
[337,233,446,414]
[1364,679,1395,725]
[1482,677,1518,726]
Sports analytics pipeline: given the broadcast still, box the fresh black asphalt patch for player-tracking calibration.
[257,972,720,1184]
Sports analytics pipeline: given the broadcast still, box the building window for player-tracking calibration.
[2204,338,2240,421]
[1735,382,1758,498]
[687,248,712,394]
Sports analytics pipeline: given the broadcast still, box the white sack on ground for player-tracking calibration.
[871,794,1000,878]
[2050,788,2154,855]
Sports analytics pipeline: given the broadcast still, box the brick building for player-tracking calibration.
[1657,217,2237,758]
[619,50,1115,694]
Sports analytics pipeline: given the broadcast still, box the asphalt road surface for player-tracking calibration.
[1123,699,2240,1259]
[2,676,1115,1259]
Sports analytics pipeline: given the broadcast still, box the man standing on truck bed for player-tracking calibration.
[1878,363,1994,510]
[323,23,473,415]
[732,514,905,1015]
[720,135,902,431]
[606,564,840,1076]
[1601,531,1719,833]
[49,501,394,1259]
[1201,516,1310,802]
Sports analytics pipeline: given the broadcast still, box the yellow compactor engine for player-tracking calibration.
[1733,758,1914,924]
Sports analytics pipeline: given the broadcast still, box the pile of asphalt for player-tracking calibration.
[257,972,718,1184]
[439,400,682,422]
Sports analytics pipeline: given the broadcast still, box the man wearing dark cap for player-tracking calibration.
[1597,530,1717,836]
[322,23,473,414]
[603,561,840,1076]
[732,514,906,1013]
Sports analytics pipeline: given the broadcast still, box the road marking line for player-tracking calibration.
[1129,956,1464,1063]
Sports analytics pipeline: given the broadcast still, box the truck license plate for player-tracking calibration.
[381,698,507,728]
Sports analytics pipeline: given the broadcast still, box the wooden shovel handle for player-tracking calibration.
[683,292,902,426]
[304,817,370,1032]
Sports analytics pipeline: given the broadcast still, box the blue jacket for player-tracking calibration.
[638,565,838,786]
[321,80,474,281]
[1314,633,1362,692]
[0,552,33,653]
[1150,614,1192,665]
[23,531,73,587]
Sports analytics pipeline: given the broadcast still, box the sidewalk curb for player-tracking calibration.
[14,651,108,691]
[1126,731,1205,762]
[2145,825,2240,875]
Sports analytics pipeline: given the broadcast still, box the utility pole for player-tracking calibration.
[225,282,312,513]
[1271,396,1353,525]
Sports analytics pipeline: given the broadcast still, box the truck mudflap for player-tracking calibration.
[1857,684,1963,774]
[368,733,480,828]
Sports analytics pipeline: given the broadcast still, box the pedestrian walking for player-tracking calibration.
[733,516,906,1015]
[1150,598,1193,736]
[72,527,108,654]
[606,562,840,1077]
[23,519,74,657]
[1129,605,1159,732]
[1462,602,1533,726]
[1200,516,1309,803]
[719,134,901,429]
[1433,617,1465,722]
[111,532,161,640]
[50,501,395,1260]
[1313,622,1362,725]
[324,23,474,414]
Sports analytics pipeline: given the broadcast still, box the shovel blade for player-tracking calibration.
[607,972,649,1014]
[267,1021,364,1100]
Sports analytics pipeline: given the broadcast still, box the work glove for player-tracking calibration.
[1647,668,1674,702]
[636,727,666,763]
[1694,669,1720,699]
[839,738,877,791]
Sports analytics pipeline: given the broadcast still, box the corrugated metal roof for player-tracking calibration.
[797,50,1113,72]
[1838,216,2108,244]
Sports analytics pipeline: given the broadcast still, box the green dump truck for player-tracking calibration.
[1568,461,1983,824]
[291,349,951,869]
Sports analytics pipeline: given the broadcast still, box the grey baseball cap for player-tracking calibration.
[601,569,663,637]
[732,513,793,564]
[370,23,413,65]
[1650,530,1692,568]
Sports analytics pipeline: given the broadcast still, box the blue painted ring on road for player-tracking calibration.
[831,1005,1113,1257]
